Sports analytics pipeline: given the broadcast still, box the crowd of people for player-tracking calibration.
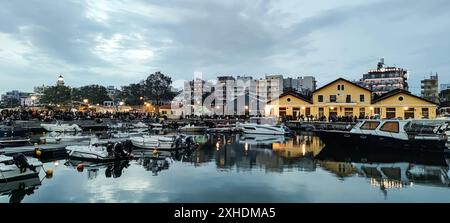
[0,109,161,123]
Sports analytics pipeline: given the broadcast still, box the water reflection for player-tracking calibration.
[0,176,41,203]
[316,145,450,197]
[1,132,449,202]
[64,160,131,179]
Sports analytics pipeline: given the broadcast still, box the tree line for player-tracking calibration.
[39,71,177,106]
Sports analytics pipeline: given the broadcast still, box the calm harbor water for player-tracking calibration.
[1,133,449,203]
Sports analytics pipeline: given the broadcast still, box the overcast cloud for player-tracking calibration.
[0,0,449,94]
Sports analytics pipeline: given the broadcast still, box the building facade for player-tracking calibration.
[266,78,437,120]
[356,58,409,95]
[283,76,316,95]
[421,73,439,104]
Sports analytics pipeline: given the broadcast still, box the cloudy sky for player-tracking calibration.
[0,0,449,95]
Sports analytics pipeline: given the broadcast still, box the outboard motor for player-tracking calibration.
[113,142,127,159]
[174,137,183,149]
[13,153,36,173]
[106,142,114,154]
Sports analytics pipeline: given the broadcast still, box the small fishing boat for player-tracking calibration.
[0,154,42,182]
[179,124,208,133]
[130,135,196,150]
[41,122,82,132]
[40,132,95,144]
[66,141,132,162]
[131,122,148,129]
[150,123,164,131]
[110,129,148,139]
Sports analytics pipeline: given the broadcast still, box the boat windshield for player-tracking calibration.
[404,120,448,134]
[360,121,381,130]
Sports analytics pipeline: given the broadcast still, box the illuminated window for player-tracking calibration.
[361,121,380,130]
[386,108,396,119]
[380,122,399,133]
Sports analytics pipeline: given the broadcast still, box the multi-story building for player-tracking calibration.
[266,77,438,120]
[182,74,214,115]
[356,58,409,95]
[256,75,283,103]
[421,73,439,104]
[283,76,316,95]
[1,90,33,107]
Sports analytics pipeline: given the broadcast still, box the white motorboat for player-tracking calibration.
[110,129,148,139]
[150,123,164,131]
[130,135,196,150]
[0,154,42,182]
[132,122,148,129]
[237,123,286,135]
[66,142,131,161]
[179,124,208,133]
[108,122,127,130]
[41,122,82,132]
[40,132,95,144]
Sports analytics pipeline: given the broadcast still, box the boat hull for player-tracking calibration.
[0,161,42,182]
[314,130,448,152]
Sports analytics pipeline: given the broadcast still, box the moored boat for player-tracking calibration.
[41,122,82,132]
[179,124,208,133]
[40,132,95,144]
[0,154,42,182]
[66,141,132,162]
[130,135,197,150]
[314,119,448,152]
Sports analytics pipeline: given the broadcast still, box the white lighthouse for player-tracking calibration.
[57,75,65,86]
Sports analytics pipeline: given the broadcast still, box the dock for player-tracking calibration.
[0,138,129,157]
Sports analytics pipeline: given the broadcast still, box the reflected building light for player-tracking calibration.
[302,144,306,156]
[244,143,249,151]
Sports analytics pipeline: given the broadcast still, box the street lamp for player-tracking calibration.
[119,101,125,106]
[83,99,89,104]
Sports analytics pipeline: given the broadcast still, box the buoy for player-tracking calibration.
[77,163,84,172]
[45,169,54,178]
[35,149,42,157]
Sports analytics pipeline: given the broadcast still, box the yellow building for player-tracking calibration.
[371,89,437,119]
[312,78,373,119]
[265,91,312,118]
[265,77,438,120]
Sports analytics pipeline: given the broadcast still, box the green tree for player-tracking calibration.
[117,83,144,106]
[143,71,176,105]
[40,85,72,105]
[72,85,111,104]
